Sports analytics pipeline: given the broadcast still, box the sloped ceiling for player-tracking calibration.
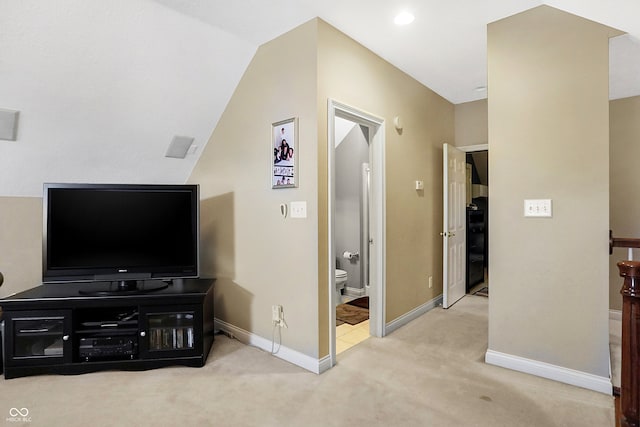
[1,0,639,197]
[0,0,256,197]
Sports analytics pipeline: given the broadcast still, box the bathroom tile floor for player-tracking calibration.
[336,319,370,354]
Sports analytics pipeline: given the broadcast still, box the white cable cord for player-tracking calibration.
[270,314,287,355]
[271,322,282,354]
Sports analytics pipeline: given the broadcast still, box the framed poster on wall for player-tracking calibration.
[272,117,298,188]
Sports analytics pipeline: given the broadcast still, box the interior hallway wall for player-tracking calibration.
[317,20,455,355]
[487,5,618,382]
[190,17,455,360]
[455,96,640,313]
[455,99,488,147]
[188,21,320,358]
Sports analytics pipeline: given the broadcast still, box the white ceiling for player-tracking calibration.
[154,0,640,104]
[1,0,639,197]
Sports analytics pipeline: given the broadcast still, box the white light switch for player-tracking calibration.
[415,180,424,190]
[290,201,307,218]
[524,199,552,217]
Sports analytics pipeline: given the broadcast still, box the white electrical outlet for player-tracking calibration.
[428,276,433,288]
[271,305,287,328]
[272,305,283,323]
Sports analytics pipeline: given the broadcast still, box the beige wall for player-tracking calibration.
[0,197,42,297]
[455,99,488,147]
[609,95,640,311]
[317,20,454,354]
[189,18,454,360]
[488,6,616,377]
[188,21,320,357]
[454,96,638,312]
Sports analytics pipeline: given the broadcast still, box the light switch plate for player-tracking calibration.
[290,201,307,218]
[524,199,552,217]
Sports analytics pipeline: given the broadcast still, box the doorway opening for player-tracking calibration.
[464,148,488,297]
[327,100,385,366]
[443,143,489,308]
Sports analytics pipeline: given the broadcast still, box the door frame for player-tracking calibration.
[442,143,488,308]
[459,144,488,153]
[327,99,386,367]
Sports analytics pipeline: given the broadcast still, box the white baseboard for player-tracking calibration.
[215,292,442,373]
[485,349,612,395]
[385,295,443,335]
[344,286,366,297]
[214,318,329,374]
[318,355,332,374]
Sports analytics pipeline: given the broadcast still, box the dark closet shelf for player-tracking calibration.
[466,209,486,292]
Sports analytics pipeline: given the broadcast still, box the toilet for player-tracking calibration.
[335,269,348,305]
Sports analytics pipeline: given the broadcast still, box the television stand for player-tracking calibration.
[0,278,214,379]
[78,279,169,296]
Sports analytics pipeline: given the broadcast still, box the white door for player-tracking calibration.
[443,143,466,308]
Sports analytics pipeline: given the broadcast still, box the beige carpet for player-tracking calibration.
[0,296,614,426]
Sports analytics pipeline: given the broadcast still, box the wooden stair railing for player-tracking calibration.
[610,231,640,427]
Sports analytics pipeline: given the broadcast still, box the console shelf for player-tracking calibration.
[0,279,214,379]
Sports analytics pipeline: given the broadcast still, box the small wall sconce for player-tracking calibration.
[393,116,403,134]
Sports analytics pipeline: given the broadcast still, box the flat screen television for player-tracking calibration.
[43,183,199,294]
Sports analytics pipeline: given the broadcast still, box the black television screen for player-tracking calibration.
[43,183,199,285]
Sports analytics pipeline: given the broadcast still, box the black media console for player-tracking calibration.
[0,279,214,379]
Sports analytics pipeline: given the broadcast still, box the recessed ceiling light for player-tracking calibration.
[394,11,415,26]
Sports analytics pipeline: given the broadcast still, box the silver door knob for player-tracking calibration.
[62,335,70,341]
[140,331,146,337]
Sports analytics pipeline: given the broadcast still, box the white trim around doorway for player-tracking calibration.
[327,99,386,368]
[459,143,488,152]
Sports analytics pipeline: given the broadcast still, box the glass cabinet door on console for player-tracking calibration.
[139,306,202,359]
[4,310,72,366]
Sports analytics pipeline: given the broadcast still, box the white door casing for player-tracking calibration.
[443,143,466,308]
[328,99,385,368]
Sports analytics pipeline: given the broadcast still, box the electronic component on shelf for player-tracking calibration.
[78,336,138,361]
